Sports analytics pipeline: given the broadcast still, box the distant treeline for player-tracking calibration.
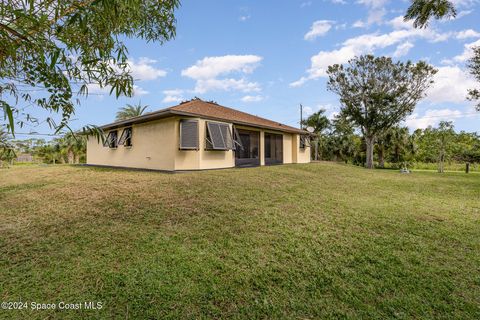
[304,111,480,172]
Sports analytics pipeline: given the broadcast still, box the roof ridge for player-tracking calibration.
[199,100,290,127]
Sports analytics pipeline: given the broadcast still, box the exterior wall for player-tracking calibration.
[86,118,176,171]
[293,134,311,164]
[87,117,311,171]
[260,131,265,166]
[174,117,235,170]
[282,133,293,164]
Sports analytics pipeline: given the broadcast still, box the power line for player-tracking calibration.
[10,132,62,137]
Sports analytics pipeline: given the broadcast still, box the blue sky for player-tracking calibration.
[15,0,480,139]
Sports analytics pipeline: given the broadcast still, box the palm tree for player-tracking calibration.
[0,128,16,167]
[301,110,330,161]
[386,127,411,165]
[56,133,87,164]
[115,102,149,121]
[404,0,457,28]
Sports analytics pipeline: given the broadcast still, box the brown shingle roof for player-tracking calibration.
[102,98,307,134]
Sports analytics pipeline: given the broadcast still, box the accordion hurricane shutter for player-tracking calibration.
[180,120,199,149]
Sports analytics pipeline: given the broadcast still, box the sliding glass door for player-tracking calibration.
[235,129,260,167]
[264,133,283,165]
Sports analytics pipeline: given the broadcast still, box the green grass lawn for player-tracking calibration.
[1,163,479,319]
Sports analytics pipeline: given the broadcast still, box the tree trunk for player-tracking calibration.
[365,135,375,169]
[314,139,319,161]
[378,144,385,168]
[438,153,444,173]
[67,149,74,164]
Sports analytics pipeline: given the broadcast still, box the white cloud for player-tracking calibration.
[304,20,334,40]
[300,1,312,8]
[331,0,346,4]
[456,29,480,39]
[388,15,413,30]
[352,20,366,28]
[456,9,473,19]
[405,109,464,129]
[162,89,184,103]
[241,95,264,102]
[426,66,477,104]
[133,85,149,96]
[194,78,260,94]
[291,16,453,86]
[302,103,338,117]
[449,39,480,62]
[356,0,389,26]
[127,58,167,81]
[182,55,263,93]
[182,55,261,79]
[393,41,414,57]
[450,0,477,6]
[239,15,250,22]
[85,83,148,96]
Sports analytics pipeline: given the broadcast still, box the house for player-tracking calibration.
[86,98,311,171]
[16,153,34,163]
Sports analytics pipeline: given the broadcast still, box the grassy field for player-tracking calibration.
[0,163,479,319]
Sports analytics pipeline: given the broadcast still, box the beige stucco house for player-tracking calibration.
[87,98,311,171]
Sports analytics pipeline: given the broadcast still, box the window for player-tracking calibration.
[300,135,309,149]
[103,130,118,148]
[179,120,199,150]
[206,122,234,150]
[118,127,133,147]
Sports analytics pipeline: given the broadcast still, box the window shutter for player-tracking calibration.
[103,131,118,148]
[233,127,243,150]
[300,135,310,149]
[206,122,234,150]
[118,127,132,146]
[220,124,233,150]
[180,120,199,150]
[102,132,111,147]
[207,122,226,149]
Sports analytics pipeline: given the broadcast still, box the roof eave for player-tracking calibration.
[101,109,309,134]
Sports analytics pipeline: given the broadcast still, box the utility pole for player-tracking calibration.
[300,104,303,129]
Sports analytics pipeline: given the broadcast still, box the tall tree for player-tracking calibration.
[0,0,179,135]
[116,102,149,121]
[433,121,455,173]
[467,47,480,111]
[328,114,357,163]
[327,55,436,169]
[301,109,330,160]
